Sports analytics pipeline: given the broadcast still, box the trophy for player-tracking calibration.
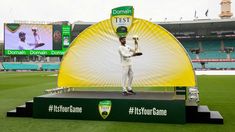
[133,35,143,56]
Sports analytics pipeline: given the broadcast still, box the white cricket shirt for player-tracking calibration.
[118,45,134,66]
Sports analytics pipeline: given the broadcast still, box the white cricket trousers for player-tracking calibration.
[122,65,133,92]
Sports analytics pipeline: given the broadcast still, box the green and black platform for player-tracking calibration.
[7,90,223,124]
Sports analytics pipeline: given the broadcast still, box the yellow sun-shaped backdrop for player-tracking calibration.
[57,18,196,88]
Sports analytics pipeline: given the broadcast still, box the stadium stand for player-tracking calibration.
[1,62,60,71]
[181,41,199,59]
[187,52,196,60]
[1,19,235,70]
[160,19,235,70]
[192,62,235,70]
[224,40,235,47]
[41,63,60,71]
[71,23,92,40]
[181,39,233,60]
[199,51,227,59]
[181,41,199,50]
[231,53,235,58]
[2,63,39,71]
[206,62,235,69]
[201,40,222,51]
[192,63,202,69]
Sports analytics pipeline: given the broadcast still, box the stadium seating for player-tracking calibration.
[1,39,233,71]
[181,40,235,59]
[192,63,201,69]
[199,51,227,59]
[41,64,60,71]
[1,63,60,71]
[206,62,235,69]
[2,63,39,70]
[192,62,235,69]
[230,53,235,58]
[181,41,198,59]
[181,40,199,50]
[224,40,235,47]
[187,52,196,59]
[201,40,221,51]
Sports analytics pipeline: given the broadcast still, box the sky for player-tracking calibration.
[0,0,234,40]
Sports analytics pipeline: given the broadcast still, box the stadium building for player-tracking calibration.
[0,0,235,71]
[1,18,235,71]
[71,18,235,70]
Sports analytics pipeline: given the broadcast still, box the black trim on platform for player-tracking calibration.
[186,102,223,124]
[7,100,33,117]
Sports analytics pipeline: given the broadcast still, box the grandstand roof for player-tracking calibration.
[159,18,235,33]
[73,18,235,34]
[158,18,235,25]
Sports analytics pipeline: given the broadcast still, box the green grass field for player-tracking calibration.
[0,72,234,132]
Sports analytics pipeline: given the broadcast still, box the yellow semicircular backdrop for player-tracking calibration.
[58,18,196,88]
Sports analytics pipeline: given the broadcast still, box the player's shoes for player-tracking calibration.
[128,90,136,95]
[122,91,131,96]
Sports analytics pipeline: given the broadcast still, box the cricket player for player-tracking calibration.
[18,31,45,50]
[18,32,35,50]
[118,36,140,95]
[32,27,40,44]
[31,27,45,48]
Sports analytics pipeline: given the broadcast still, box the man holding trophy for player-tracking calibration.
[118,35,142,96]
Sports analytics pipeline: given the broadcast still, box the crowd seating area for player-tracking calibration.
[201,40,221,51]
[193,62,235,69]
[2,63,39,70]
[0,40,234,71]
[182,39,235,69]
[206,62,235,69]
[182,40,235,59]
[41,64,60,71]
[0,63,59,71]
[1,61,234,71]
[192,63,202,69]
[199,51,227,59]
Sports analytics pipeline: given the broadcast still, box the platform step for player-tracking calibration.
[26,100,33,109]
[26,100,33,104]
[186,105,224,124]
[7,100,34,117]
[7,109,17,117]
[17,105,26,108]
[197,105,210,118]
[17,104,33,117]
[211,111,223,119]
[209,111,223,124]
[198,105,210,112]
[186,100,199,113]
[16,105,27,114]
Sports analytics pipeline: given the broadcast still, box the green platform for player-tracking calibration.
[33,91,186,124]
